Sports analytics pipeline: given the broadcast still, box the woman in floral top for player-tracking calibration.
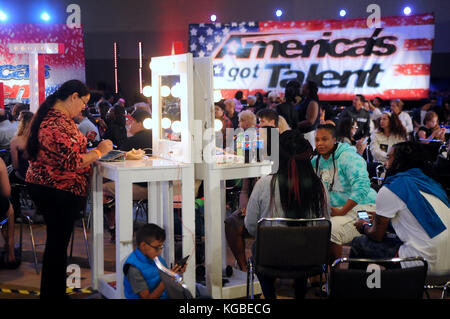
[26,80,113,298]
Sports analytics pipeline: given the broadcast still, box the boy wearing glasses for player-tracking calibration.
[123,223,186,299]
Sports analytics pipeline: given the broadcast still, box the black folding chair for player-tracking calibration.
[330,257,428,299]
[247,217,331,299]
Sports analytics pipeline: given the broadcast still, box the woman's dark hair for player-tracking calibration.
[336,117,356,142]
[136,223,166,246]
[378,112,407,139]
[107,104,126,127]
[234,90,243,100]
[26,80,89,161]
[385,141,430,178]
[271,130,327,219]
[374,97,384,108]
[284,80,301,104]
[98,101,111,120]
[304,81,319,102]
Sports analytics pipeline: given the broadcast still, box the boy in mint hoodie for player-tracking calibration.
[312,124,376,262]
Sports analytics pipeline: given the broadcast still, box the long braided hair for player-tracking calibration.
[270,130,327,219]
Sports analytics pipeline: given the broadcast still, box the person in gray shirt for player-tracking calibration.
[0,109,17,151]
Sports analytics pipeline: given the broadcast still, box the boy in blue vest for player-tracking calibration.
[123,223,186,299]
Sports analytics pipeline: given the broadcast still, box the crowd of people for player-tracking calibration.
[219,81,450,299]
[0,78,449,299]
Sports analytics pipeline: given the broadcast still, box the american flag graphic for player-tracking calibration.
[189,21,259,58]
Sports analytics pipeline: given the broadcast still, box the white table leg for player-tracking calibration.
[162,181,174,266]
[91,166,104,291]
[181,166,196,296]
[115,174,134,299]
[204,171,223,298]
[148,182,162,225]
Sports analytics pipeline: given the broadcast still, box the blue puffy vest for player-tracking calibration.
[123,249,169,299]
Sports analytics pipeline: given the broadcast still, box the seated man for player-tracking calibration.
[103,109,152,241]
[352,142,450,275]
[123,223,186,299]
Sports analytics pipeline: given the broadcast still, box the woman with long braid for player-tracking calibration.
[244,130,330,299]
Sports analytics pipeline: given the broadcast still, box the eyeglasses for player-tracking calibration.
[78,96,88,108]
[146,242,164,251]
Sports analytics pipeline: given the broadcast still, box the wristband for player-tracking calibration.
[93,149,102,159]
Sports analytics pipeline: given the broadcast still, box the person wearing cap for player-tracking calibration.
[103,109,153,242]
[121,109,153,153]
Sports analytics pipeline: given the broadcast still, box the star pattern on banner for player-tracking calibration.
[188,21,259,58]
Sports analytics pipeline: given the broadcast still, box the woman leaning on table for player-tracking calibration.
[25,80,113,299]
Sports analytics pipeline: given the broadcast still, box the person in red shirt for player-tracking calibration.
[26,80,113,299]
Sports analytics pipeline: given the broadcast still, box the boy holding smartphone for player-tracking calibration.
[123,223,187,299]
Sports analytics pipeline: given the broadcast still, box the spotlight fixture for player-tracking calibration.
[40,12,51,21]
[403,6,412,15]
[339,9,347,17]
[0,10,8,22]
[275,9,283,18]
[210,14,217,22]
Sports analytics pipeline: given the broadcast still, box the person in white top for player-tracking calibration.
[352,142,450,275]
[370,112,407,163]
[390,99,413,134]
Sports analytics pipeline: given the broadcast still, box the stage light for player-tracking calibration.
[40,12,50,21]
[275,9,283,18]
[143,118,152,130]
[214,119,223,132]
[143,85,152,97]
[210,14,217,22]
[171,121,182,134]
[0,11,8,22]
[339,9,347,17]
[403,6,412,15]
[161,117,172,129]
[161,85,171,97]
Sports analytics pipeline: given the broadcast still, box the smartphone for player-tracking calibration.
[357,210,371,224]
[361,137,369,144]
[175,255,190,268]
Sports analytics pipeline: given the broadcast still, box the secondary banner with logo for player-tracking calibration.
[189,13,434,100]
[0,24,85,104]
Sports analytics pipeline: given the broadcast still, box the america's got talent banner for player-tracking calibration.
[189,13,434,100]
[0,24,85,104]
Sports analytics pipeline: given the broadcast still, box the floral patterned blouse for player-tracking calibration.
[26,108,91,197]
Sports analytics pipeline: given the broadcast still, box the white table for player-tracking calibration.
[90,157,196,299]
[196,160,273,298]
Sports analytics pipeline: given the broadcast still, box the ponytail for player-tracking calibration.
[25,79,89,160]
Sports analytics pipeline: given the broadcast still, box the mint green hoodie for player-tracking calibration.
[311,142,376,208]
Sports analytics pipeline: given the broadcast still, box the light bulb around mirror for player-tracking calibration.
[171,120,182,134]
[143,118,152,129]
[161,117,172,129]
[143,85,152,97]
[171,83,181,98]
[161,85,171,97]
[214,119,223,132]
